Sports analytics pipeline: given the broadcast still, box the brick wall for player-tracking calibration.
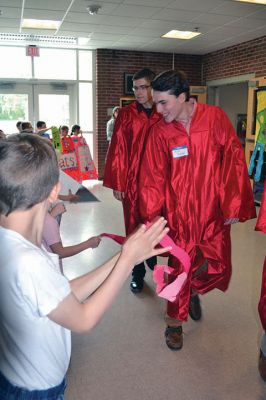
[202,35,266,82]
[95,35,266,179]
[96,49,202,178]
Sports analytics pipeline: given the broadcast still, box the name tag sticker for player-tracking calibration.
[172,146,188,159]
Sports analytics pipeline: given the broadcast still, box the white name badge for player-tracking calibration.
[172,146,188,159]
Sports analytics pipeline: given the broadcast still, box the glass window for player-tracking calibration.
[34,48,76,80]
[79,82,93,132]
[0,47,32,79]
[78,51,93,81]
[0,93,28,134]
[39,94,70,127]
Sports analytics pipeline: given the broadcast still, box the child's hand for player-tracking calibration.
[121,218,171,265]
[87,236,102,249]
[67,190,80,203]
[50,202,66,218]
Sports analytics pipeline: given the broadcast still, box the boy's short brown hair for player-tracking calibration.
[0,133,59,216]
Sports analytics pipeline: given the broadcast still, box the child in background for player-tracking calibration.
[71,124,82,136]
[0,133,170,398]
[60,125,70,138]
[42,202,101,274]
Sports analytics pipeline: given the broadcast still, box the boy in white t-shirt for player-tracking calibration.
[0,133,170,399]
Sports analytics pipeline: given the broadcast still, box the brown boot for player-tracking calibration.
[259,350,266,381]
[164,326,183,350]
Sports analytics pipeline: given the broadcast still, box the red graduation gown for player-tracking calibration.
[139,103,256,321]
[257,184,266,331]
[103,101,160,234]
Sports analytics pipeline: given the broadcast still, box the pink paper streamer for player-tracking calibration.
[101,226,191,302]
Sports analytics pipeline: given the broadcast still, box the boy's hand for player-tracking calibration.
[50,202,66,218]
[87,236,102,249]
[121,218,171,265]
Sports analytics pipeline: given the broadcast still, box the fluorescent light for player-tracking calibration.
[234,0,266,4]
[162,30,201,40]
[22,19,60,30]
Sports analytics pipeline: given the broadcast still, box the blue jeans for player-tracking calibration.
[0,370,66,400]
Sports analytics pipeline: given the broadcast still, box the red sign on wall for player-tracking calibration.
[26,45,39,57]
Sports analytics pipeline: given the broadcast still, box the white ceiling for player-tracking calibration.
[0,0,265,54]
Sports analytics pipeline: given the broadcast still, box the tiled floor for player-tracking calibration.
[62,181,266,400]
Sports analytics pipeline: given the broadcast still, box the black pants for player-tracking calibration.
[132,256,157,279]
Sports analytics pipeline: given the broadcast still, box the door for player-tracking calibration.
[0,82,76,135]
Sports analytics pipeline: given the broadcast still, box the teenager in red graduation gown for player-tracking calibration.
[257,183,266,380]
[104,69,161,293]
[139,70,256,350]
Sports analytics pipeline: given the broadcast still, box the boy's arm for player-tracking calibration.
[50,236,101,259]
[70,253,120,301]
[48,219,171,333]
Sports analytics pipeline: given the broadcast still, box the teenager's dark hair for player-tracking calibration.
[0,133,59,216]
[151,70,190,101]
[133,68,156,83]
[37,120,46,128]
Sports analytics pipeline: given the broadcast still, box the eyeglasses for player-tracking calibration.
[132,85,151,92]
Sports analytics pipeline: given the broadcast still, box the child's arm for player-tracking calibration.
[48,218,171,333]
[50,236,101,259]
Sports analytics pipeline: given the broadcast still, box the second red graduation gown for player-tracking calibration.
[104,101,160,234]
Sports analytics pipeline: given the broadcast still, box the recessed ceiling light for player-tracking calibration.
[234,0,266,4]
[162,30,201,40]
[77,37,91,45]
[22,19,60,30]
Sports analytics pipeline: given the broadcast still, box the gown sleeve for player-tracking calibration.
[216,108,256,222]
[139,126,168,222]
[103,109,130,192]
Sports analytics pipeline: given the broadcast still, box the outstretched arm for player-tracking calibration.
[48,218,171,333]
[50,236,101,259]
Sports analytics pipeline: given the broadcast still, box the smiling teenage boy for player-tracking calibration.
[104,68,161,293]
[139,70,256,351]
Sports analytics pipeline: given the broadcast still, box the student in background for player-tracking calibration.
[21,121,34,133]
[16,121,22,132]
[106,106,120,143]
[0,130,6,140]
[36,120,51,139]
[71,124,82,136]
[60,125,70,138]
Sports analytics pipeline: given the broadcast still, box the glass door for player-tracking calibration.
[0,82,76,135]
[34,83,76,130]
[0,83,34,135]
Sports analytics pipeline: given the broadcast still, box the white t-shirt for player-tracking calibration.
[0,227,71,390]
